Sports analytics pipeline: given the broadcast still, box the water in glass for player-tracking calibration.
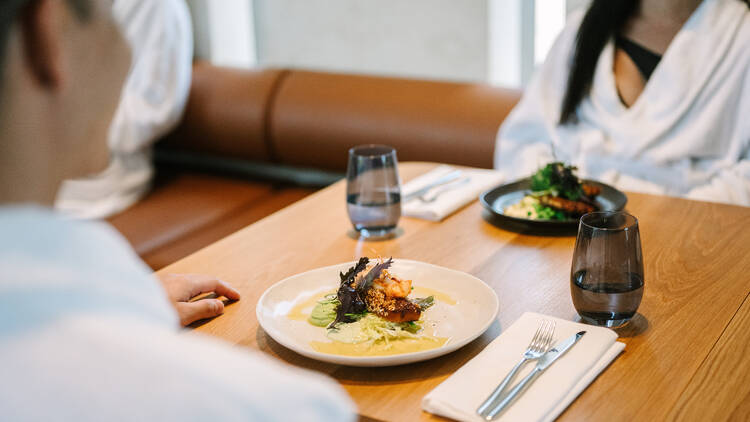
[571,211,644,327]
[346,145,401,238]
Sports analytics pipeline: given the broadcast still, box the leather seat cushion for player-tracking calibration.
[107,172,314,269]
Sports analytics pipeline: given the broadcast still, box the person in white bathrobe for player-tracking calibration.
[0,0,355,420]
[495,0,750,206]
[55,0,193,219]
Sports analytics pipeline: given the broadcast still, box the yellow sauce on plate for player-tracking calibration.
[310,336,449,356]
[287,290,335,322]
[286,286,456,357]
[411,286,457,306]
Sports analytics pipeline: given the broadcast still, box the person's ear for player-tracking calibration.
[21,0,66,89]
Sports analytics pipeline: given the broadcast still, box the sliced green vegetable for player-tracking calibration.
[326,313,424,344]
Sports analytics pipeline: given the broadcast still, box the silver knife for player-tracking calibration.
[402,170,462,202]
[483,331,586,421]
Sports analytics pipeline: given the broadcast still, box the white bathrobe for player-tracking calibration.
[0,207,356,421]
[495,0,750,206]
[55,0,193,219]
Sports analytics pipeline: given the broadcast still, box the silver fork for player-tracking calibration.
[417,177,471,203]
[476,320,556,417]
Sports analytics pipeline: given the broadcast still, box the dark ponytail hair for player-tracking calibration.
[559,0,639,124]
[560,0,750,124]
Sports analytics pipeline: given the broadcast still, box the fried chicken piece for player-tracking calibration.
[365,289,422,323]
[581,183,601,198]
[539,195,596,216]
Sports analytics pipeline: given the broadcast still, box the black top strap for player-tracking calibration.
[615,36,662,80]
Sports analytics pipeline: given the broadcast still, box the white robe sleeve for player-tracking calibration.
[54,0,194,219]
[686,67,750,206]
[685,150,750,206]
[0,208,357,421]
[493,12,584,178]
[109,0,194,154]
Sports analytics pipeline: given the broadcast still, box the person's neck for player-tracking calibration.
[638,0,703,26]
[0,131,60,206]
[622,0,703,54]
[0,81,60,206]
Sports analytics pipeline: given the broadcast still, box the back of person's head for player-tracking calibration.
[0,0,130,205]
[0,0,92,83]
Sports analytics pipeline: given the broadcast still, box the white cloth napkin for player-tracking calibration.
[422,312,625,422]
[402,165,504,221]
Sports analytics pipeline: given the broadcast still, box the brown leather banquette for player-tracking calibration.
[108,62,522,269]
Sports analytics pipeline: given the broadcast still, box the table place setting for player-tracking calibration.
[401,164,505,222]
[158,159,750,420]
[422,312,625,422]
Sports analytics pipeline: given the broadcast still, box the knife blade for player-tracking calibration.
[483,331,586,421]
[536,330,585,370]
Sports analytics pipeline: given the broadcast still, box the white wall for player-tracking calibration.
[186,0,580,88]
[567,0,590,14]
[535,0,566,65]
[187,0,257,68]
[488,0,522,87]
[253,0,489,82]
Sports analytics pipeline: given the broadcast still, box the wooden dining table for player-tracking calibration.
[158,162,750,421]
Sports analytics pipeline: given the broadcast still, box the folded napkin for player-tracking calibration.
[402,165,504,222]
[423,312,625,422]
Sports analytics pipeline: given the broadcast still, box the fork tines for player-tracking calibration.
[531,320,555,354]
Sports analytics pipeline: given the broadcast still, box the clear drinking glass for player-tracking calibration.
[346,145,401,238]
[570,211,644,328]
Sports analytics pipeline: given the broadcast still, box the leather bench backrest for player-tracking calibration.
[161,62,284,162]
[270,70,522,171]
[161,64,523,171]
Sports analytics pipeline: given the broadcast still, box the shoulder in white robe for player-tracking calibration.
[0,207,355,421]
[55,0,193,219]
[495,0,750,206]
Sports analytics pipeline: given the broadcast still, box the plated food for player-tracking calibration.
[303,257,445,355]
[256,259,499,366]
[480,164,627,235]
[504,162,601,221]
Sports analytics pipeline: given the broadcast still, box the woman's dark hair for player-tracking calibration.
[559,0,640,124]
[559,0,750,124]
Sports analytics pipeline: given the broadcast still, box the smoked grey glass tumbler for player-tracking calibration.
[346,145,401,238]
[570,211,644,328]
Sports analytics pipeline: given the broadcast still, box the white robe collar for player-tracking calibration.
[582,0,748,156]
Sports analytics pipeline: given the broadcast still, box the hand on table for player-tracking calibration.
[157,273,241,326]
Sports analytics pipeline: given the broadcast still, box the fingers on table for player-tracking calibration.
[189,276,241,301]
[176,299,225,326]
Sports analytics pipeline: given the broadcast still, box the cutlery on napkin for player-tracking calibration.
[401,165,504,222]
[422,312,625,422]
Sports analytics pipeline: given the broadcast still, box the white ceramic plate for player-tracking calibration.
[256,259,499,366]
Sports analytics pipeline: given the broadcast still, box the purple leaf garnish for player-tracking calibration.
[355,257,393,294]
[328,257,393,329]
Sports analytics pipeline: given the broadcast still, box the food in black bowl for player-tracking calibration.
[504,162,601,221]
